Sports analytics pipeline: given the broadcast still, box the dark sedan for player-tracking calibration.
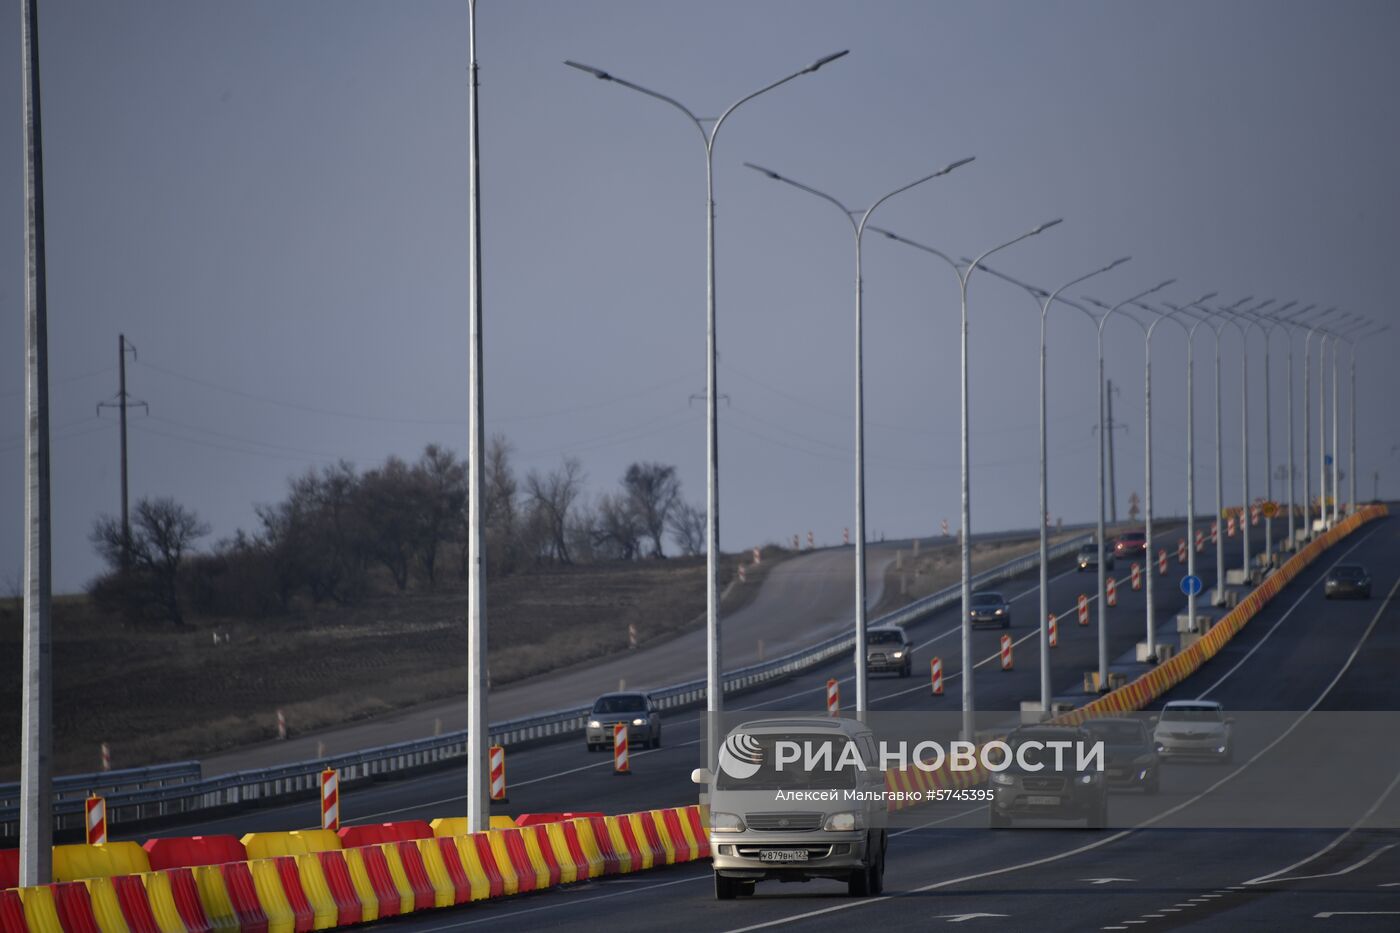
[1076,544,1115,572]
[969,591,1011,628]
[1083,718,1160,794]
[1324,564,1372,599]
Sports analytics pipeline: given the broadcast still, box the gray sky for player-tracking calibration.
[2,0,1397,593]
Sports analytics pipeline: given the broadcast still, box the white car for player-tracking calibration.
[1152,700,1234,763]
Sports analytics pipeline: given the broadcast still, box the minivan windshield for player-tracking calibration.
[593,695,646,714]
[716,733,861,791]
[867,630,903,645]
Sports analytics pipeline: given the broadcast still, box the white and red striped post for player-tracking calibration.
[627,623,638,649]
[277,709,287,741]
[843,527,850,545]
[825,678,840,716]
[1106,577,1118,607]
[737,565,747,584]
[1158,549,1168,575]
[489,745,507,801]
[941,518,950,537]
[1077,594,1090,626]
[85,794,107,845]
[1251,504,1260,527]
[100,742,111,772]
[1048,614,1058,648]
[930,658,943,695]
[807,531,815,549]
[752,547,761,564]
[319,768,339,831]
[1131,563,1142,591]
[999,635,1013,671]
[1196,530,1206,553]
[612,724,630,776]
[1227,515,1237,538]
[1178,539,1187,564]
[1211,522,1219,544]
[792,534,800,550]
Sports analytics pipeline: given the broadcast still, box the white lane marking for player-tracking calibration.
[1196,522,1384,699]
[937,914,1007,923]
[1250,844,1397,886]
[1082,877,1134,885]
[722,524,1400,933]
[1315,912,1400,919]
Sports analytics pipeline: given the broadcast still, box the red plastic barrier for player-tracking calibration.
[682,807,710,859]
[526,827,561,888]
[336,822,432,848]
[558,823,590,880]
[165,868,213,933]
[499,831,535,894]
[355,846,401,919]
[0,849,17,891]
[635,812,668,866]
[585,817,621,876]
[469,836,505,900]
[314,852,361,927]
[52,882,102,933]
[432,838,472,906]
[112,875,162,933]
[273,858,315,933]
[614,818,644,872]
[513,812,605,826]
[391,843,435,912]
[144,836,247,871]
[2,889,28,933]
[661,810,696,863]
[219,862,269,933]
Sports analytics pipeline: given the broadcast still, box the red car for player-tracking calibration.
[1113,530,1148,555]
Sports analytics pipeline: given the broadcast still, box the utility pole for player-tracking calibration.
[20,0,54,888]
[1093,379,1128,524]
[97,335,147,571]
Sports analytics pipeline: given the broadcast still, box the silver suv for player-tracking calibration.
[692,717,888,899]
[1152,700,1234,763]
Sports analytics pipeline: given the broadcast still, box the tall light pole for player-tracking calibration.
[1205,297,1253,586]
[1331,317,1370,522]
[19,0,55,887]
[744,157,975,712]
[1275,304,1319,547]
[1301,309,1337,539]
[1344,324,1390,511]
[1083,280,1174,688]
[1219,298,1277,581]
[879,220,1063,738]
[566,50,848,767]
[980,260,1129,712]
[1233,300,1297,565]
[1317,312,1359,527]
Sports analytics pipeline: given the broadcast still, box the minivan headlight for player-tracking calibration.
[823,812,860,832]
[994,609,1004,615]
[632,718,646,726]
[891,650,904,659]
[711,812,746,833]
[587,719,601,728]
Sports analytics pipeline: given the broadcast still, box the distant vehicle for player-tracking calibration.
[585,692,661,752]
[1324,564,1372,599]
[1083,718,1160,794]
[1076,544,1114,572]
[1152,700,1233,763]
[692,716,888,899]
[969,591,1011,628]
[1113,530,1148,556]
[865,625,912,677]
[989,725,1108,828]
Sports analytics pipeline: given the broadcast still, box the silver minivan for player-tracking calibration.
[691,717,888,899]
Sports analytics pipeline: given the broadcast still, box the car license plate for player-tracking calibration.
[1027,795,1061,806]
[759,849,807,862]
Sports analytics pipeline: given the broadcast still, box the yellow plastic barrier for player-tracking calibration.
[16,885,63,933]
[192,864,240,933]
[141,871,189,933]
[674,807,702,861]
[377,844,416,915]
[484,832,519,896]
[569,818,605,879]
[53,842,152,882]
[292,853,340,930]
[489,816,516,830]
[517,829,553,892]
[602,817,635,874]
[449,836,492,902]
[646,811,678,866]
[241,830,341,860]
[248,858,297,933]
[429,817,467,838]
[623,815,654,871]
[338,848,379,924]
[82,877,131,933]
[413,839,457,908]
[542,824,578,885]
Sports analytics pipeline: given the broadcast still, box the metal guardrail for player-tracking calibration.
[0,761,201,811]
[0,533,1092,837]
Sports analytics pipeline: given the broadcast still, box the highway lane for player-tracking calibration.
[359,512,1398,932]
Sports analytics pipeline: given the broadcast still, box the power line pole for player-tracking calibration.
[20,0,54,888]
[97,335,147,571]
[1105,379,1120,523]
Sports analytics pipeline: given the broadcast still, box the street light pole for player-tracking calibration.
[1331,318,1370,521]
[744,157,974,713]
[566,50,848,767]
[1275,304,1318,547]
[1301,309,1336,539]
[1344,323,1389,511]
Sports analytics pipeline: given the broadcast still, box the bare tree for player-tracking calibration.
[476,433,519,578]
[668,500,706,557]
[592,492,644,560]
[413,444,466,587]
[525,457,585,564]
[623,462,681,557]
[357,456,417,591]
[92,496,209,625]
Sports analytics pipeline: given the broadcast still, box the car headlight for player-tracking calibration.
[891,651,904,659]
[990,772,1015,786]
[1079,773,1099,785]
[632,718,646,726]
[711,812,746,833]
[994,609,1004,615]
[823,812,861,832]
[587,719,601,728]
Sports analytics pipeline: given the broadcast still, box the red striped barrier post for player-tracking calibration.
[752,547,761,564]
[1211,522,1219,544]
[1158,549,1168,575]
[320,768,339,831]
[1228,515,1237,538]
[1106,577,1118,607]
[941,518,949,537]
[85,794,106,845]
[277,709,287,740]
[1077,594,1090,626]
[612,724,630,776]
[1131,563,1142,591]
[843,527,849,545]
[930,658,944,695]
[100,742,111,772]
[490,745,507,802]
[1196,530,1205,552]
[807,531,814,549]
[737,565,747,584]
[1251,504,1260,526]
[1048,614,1058,648]
[1178,539,1187,563]
[826,679,840,716]
[999,635,1013,671]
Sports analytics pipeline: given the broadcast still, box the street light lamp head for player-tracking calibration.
[1195,291,1219,305]
[742,161,783,181]
[564,60,611,81]
[805,50,850,72]
[938,156,977,176]
[1032,218,1064,234]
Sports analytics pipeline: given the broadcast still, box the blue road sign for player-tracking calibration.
[1181,575,1203,596]
[1325,454,1334,466]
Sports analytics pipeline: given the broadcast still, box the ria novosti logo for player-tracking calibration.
[718,732,765,780]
